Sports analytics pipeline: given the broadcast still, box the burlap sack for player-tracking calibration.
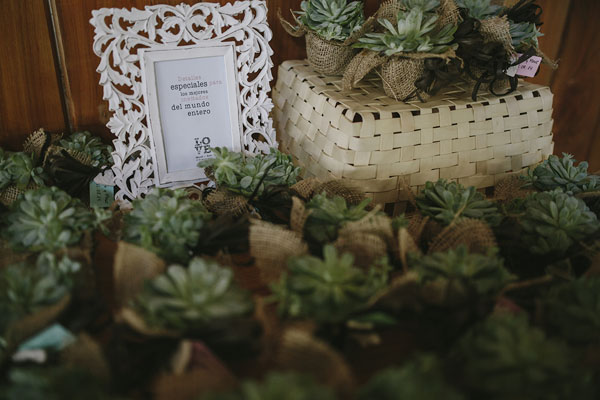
[438,0,461,28]
[153,340,237,400]
[117,307,179,338]
[371,271,423,312]
[313,179,366,205]
[290,177,322,200]
[22,128,62,159]
[4,294,71,352]
[290,196,311,234]
[279,11,362,76]
[407,213,428,246]
[273,328,356,398]
[0,182,38,206]
[334,213,393,269]
[203,188,251,217]
[381,57,429,101]
[480,16,515,55]
[249,220,308,284]
[428,218,497,254]
[306,32,356,75]
[494,175,533,202]
[61,334,111,385]
[396,227,421,272]
[113,241,167,309]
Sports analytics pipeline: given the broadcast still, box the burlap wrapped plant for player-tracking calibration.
[345,3,458,101]
[279,0,368,75]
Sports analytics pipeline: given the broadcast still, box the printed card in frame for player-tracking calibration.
[90,1,276,203]
[140,44,242,186]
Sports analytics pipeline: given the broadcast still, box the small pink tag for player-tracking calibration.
[516,55,542,77]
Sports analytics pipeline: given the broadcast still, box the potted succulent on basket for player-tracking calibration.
[344,5,458,101]
[280,0,366,75]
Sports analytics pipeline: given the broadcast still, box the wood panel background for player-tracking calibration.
[1,0,599,168]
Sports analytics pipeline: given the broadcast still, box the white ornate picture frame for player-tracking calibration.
[90,1,276,202]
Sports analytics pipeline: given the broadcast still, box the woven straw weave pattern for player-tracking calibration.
[274,60,554,205]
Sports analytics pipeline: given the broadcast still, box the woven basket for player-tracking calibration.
[274,60,554,211]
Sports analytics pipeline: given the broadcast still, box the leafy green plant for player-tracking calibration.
[304,193,371,244]
[0,151,46,190]
[201,371,336,400]
[524,153,599,195]
[133,258,253,334]
[58,131,113,168]
[509,21,542,50]
[416,179,502,226]
[123,188,212,264]
[198,147,301,198]
[355,9,457,55]
[0,253,79,334]
[519,189,599,256]
[359,354,464,400]
[270,245,388,324]
[410,246,514,305]
[452,313,577,400]
[455,0,502,20]
[4,186,98,252]
[294,0,365,42]
[1,366,116,400]
[542,277,600,344]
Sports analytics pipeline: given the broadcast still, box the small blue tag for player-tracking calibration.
[90,182,114,208]
[17,323,76,352]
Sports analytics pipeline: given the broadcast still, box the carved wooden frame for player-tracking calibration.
[90,1,276,202]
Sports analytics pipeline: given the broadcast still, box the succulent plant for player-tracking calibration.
[2,366,115,400]
[0,151,46,190]
[133,258,253,334]
[58,131,113,168]
[201,372,336,400]
[304,193,371,244]
[359,354,464,400]
[355,9,457,55]
[401,0,440,13]
[509,20,542,50]
[416,179,502,226]
[524,153,599,195]
[409,246,514,305]
[294,0,365,42]
[0,253,79,319]
[542,277,600,344]
[270,245,389,324]
[123,188,212,264]
[455,0,502,20]
[452,313,576,400]
[198,147,301,198]
[4,186,98,252]
[519,189,599,256]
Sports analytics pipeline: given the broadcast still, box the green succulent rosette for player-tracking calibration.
[295,0,365,42]
[452,313,577,400]
[58,131,113,168]
[455,0,502,20]
[359,354,464,400]
[198,147,301,198]
[133,258,253,335]
[519,189,599,256]
[524,153,600,195]
[270,245,389,324]
[355,9,457,56]
[0,150,46,190]
[123,188,212,264]
[410,246,514,306]
[416,179,502,226]
[304,193,371,244]
[542,277,600,344]
[4,186,98,252]
[200,371,336,400]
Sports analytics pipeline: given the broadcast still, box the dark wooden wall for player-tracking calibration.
[1,0,600,168]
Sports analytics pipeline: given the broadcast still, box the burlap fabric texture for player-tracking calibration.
[279,10,372,75]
